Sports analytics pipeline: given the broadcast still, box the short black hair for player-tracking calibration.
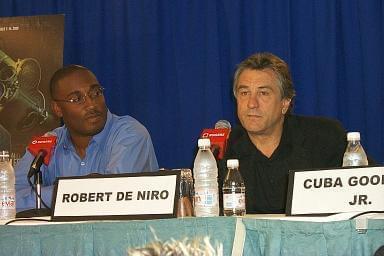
[49,64,91,98]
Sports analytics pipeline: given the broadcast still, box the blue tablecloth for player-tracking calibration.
[0,217,236,256]
[242,218,384,256]
[0,216,383,256]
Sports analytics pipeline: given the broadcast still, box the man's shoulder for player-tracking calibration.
[50,126,67,143]
[289,114,344,132]
[287,114,346,144]
[109,113,150,138]
[229,125,248,141]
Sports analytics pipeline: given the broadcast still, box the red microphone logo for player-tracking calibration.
[28,135,57,165]
[200,120,231,160]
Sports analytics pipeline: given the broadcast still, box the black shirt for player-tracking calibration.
[219,114,348,213]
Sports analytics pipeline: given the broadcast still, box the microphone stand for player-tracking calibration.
[35,170,42,209]
[16,158,51,218]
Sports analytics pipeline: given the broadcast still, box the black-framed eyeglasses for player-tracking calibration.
[53,86,105,105]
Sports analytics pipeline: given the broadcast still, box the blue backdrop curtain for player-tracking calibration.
[1,0,383,168]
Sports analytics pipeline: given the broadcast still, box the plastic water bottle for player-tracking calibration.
[342,132,368,167]
[222,159,246,216]
[193,138,219,217]
[0,150,16,219]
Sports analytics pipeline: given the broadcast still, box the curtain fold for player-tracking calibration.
[0,0,382,167]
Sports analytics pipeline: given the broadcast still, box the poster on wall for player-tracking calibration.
[0,14,63,160]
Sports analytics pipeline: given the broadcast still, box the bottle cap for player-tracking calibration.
[227,159,239,168]
[180,168,192,178]
[347,132,360,141]
[0,150,10,161]
[0,151,9,157]
[198,138,211,148]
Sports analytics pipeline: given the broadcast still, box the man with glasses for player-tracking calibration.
[15,65,158,212]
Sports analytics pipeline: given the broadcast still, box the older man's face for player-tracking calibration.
[236,68,291,137]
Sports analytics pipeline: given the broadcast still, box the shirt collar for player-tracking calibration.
[230,114,305,159]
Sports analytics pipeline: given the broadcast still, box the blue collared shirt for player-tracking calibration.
[15,111,158,212]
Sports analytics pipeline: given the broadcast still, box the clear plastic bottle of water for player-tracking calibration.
[193,138,219,217]
[342,132,368,167]
[222,159,246,216]
[0,150,16,220]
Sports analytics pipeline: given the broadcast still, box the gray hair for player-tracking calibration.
[233,52,296,104]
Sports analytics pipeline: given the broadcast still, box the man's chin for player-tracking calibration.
[83,124,105,137]
[243,124,265,135]
[241,120,262,130]
[246,130,264,136]
[84,117,107,136]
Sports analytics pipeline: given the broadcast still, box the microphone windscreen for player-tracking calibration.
[214,120,231,129]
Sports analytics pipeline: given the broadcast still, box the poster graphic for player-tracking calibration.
[0,14,63,158]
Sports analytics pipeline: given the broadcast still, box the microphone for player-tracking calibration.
[28,150,47,178]
[27,132,57,178]
[214,120,231,129]
[16,132,57,217]
[201,120,231,160]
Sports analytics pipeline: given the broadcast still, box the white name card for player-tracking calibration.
[51,171,180,221]
[286,166,384,215]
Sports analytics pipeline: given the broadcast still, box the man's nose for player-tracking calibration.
[247,93,259,108]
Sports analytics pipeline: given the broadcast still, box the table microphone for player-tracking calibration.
[16,132,57,218]
[28,132,57,167]
[200,120,231,160]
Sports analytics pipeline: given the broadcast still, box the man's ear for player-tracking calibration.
[281,98,291,114]
[51,101,63,118]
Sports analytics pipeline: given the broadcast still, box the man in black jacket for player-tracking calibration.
[220,52,372,213]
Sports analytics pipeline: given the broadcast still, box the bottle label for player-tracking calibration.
[0,195,15,209]
[342,152,368,167]
[194,188,218,207]
[223,193,245,209]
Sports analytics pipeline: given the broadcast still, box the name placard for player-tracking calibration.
[51,171,180,221]
[286,166,384,215]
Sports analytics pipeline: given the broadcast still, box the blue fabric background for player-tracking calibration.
[1,0,383,168]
